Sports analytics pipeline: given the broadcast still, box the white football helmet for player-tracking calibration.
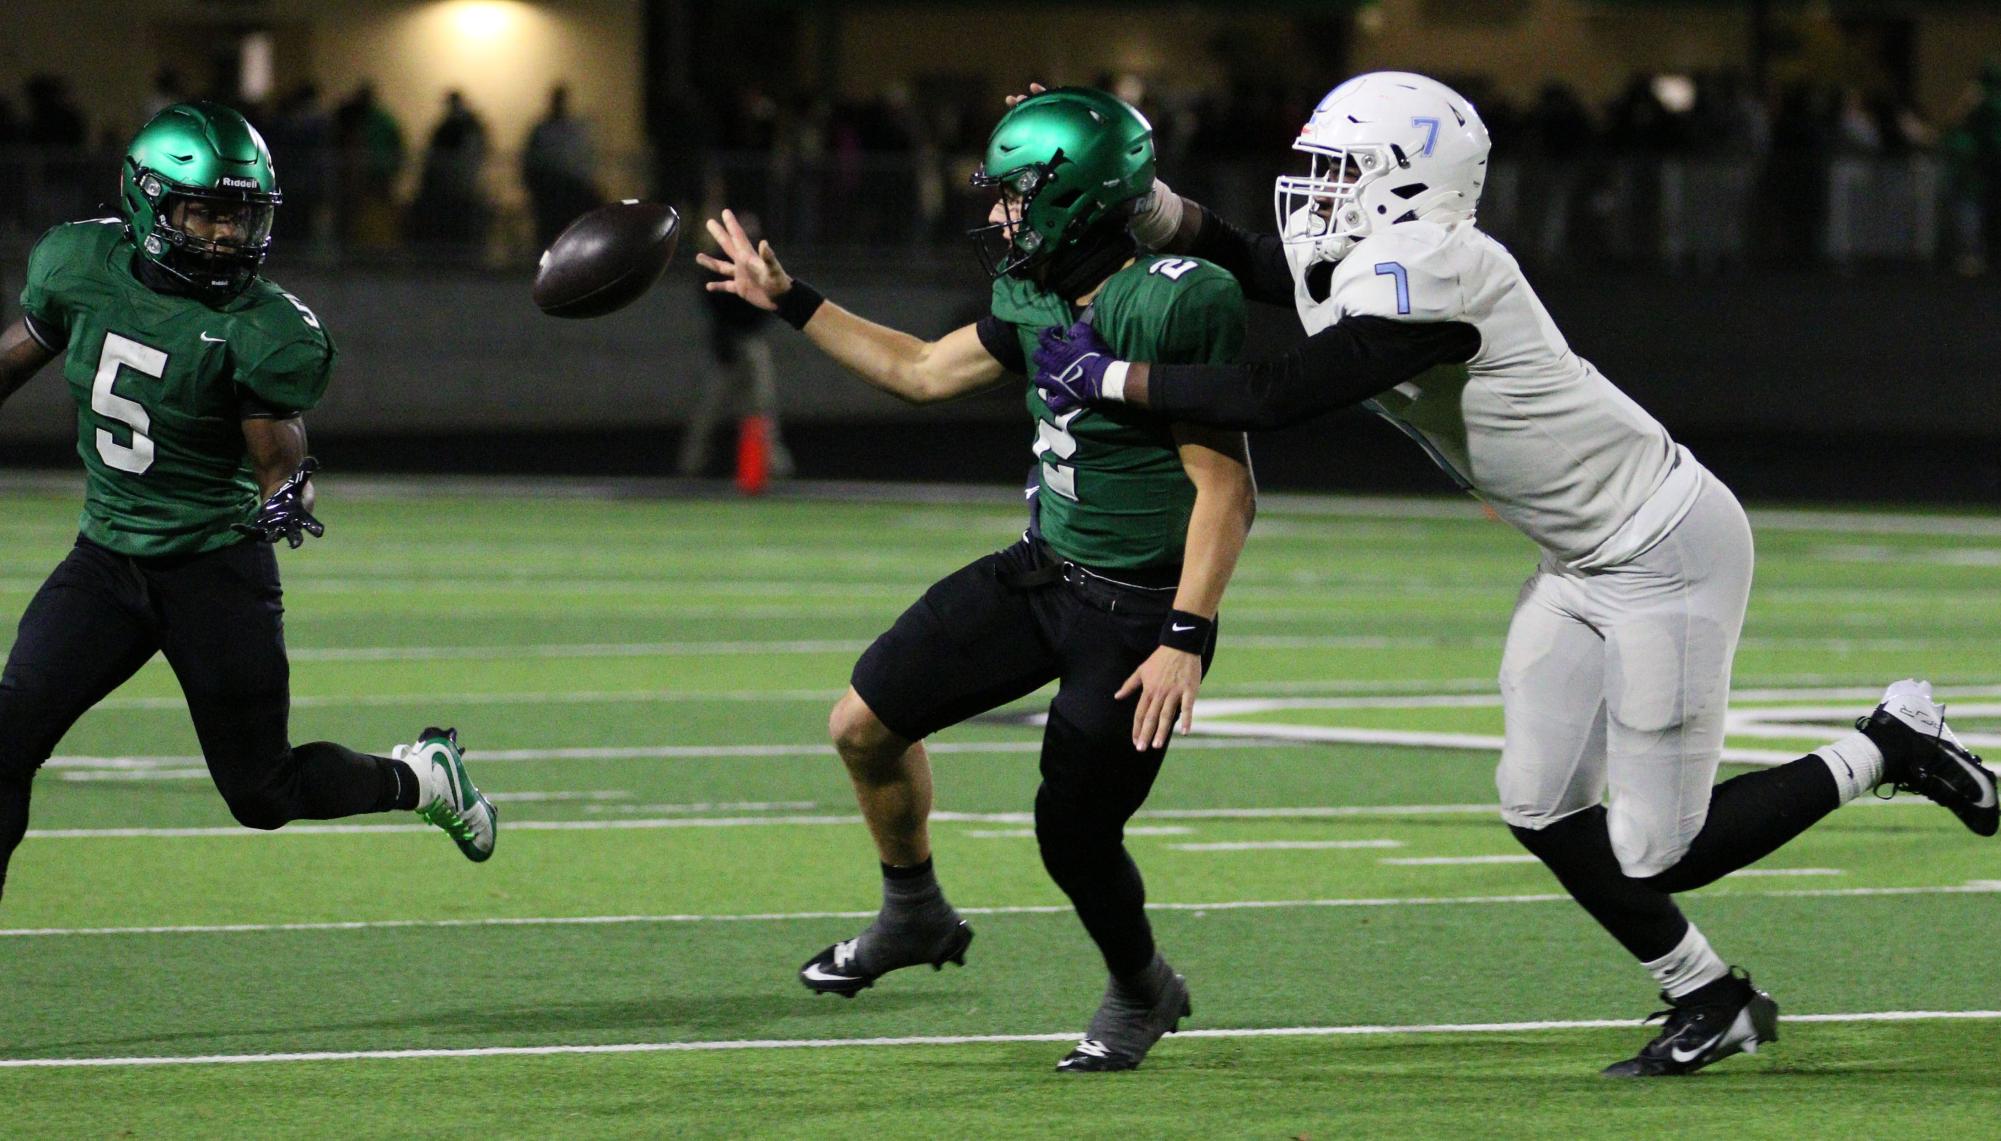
[1274,72,1491,280]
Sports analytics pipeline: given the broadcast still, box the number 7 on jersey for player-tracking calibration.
[1373,262,1411,316]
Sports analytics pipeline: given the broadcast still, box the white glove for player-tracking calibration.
[1129,177,1185,250]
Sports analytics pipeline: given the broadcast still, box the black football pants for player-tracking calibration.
[0,536,404,900]
[851,538,1218,979]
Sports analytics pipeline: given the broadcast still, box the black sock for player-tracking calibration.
[882,856,934,881]
[1641,757,1841,893]
[1511,808,1690,962]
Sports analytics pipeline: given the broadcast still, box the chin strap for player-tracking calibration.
[1034,219,1140,302]
[131,250,199,296]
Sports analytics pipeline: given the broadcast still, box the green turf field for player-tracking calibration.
[2,479,1997,1138]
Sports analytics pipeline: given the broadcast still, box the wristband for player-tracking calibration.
[774,279,825,329]
[1101,361,1131,402]
[1128,178,1184,250]
[1158,609,1214,654]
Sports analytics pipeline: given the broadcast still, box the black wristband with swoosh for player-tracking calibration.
[1158,609,1214,654]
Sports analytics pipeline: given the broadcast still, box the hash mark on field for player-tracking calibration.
[5,1011,1998,1068]
[1728,867,1844,878]
[1169,840,1404,852]
[1381,855,1540,866]
[584,801,818,815]
[6,883,1996,939]
[487,791,631,804]
[965,826,1193,839]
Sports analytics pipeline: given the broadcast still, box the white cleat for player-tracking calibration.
[395,727,498,862]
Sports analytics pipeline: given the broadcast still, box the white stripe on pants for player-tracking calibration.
[1496,472,1754,878]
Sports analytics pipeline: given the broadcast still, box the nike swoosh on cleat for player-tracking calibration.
[802,963,863,984]
[1669,1031,1727,1065]
[1962,762,1998,810]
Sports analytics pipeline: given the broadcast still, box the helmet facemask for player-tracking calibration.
[1272,143,1397,271]
[126,163,279,299]
[968,163,1051,280]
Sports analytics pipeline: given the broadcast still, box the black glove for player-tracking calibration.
[234,457,325,549]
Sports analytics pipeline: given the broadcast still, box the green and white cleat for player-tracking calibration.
[396,727,497,862]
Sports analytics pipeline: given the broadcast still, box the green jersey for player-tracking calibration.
[993,254,1245,570]
[19,219,336,558]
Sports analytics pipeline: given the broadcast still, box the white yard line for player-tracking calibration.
[44,736,1306,779]
[5,883,1994,939]
[1727,868,1844,878]
[1170,840,1405,852]
[1382,855,1540,866]
[25,795,1945,839]
[90,688,839,712]
[1183,721,1801,766]
[4,1010,1997,1069]
[44,631,1996,671]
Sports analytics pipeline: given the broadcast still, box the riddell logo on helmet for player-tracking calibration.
[220,177,260,189]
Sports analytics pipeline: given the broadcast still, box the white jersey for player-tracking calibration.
[1303,220,1703,570]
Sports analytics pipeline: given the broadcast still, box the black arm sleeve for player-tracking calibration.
[1186,204,1295,307]
[235,386,304,420]
[1148,316,1481,431]
[975,314,1026,375]
[22,312,67,353]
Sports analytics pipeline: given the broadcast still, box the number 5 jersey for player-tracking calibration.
[19,218,336,558]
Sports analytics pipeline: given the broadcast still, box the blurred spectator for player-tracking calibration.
[1760,83,1832,262]
[268,84,333,247]
[1942,63,2001,275]
[1707,70,1771,157]
[523,85,602,249]
[1833,88,1883,155]
[143,68,187,122]
[1521,83,1595,262]
[679,205,793,480]
[334,83,405,248]
[410,90,491,253]
[23,75,86,146]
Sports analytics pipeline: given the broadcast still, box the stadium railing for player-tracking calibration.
[0,145,1978,276]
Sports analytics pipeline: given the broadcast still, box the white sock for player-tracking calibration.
[1815,731,1886,802]
[1644,924,1730,999]
[399,746,440,809]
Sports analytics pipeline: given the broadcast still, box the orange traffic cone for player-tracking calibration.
[736,414,770,496]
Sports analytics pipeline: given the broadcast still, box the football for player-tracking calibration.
[532,200,680,318]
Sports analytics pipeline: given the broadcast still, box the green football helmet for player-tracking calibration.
[120,101,281,296]
[970,87,1155,279]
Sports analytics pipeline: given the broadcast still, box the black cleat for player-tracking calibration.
[1602,969,1778,1077]
[1858,679,1999,837]
[798,920,973,998]
[1056,970,1192,1073]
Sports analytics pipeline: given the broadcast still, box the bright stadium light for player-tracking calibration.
[445,0,525,42]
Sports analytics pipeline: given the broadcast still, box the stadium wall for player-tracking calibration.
[4,264,1997,503]
[6,263,1997,436]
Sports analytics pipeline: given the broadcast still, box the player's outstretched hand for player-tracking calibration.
[696,208,792,312]
[1118,645,1202,751]
[234,457,324,549]
[1033,321,1119,414]
[1004,82,1048,109]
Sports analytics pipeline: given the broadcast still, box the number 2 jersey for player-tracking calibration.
[989,255,1245,571]
[18,219,336,559]
[1306,220,1702,570]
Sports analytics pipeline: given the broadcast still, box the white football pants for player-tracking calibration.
[1496,472,1755,878]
